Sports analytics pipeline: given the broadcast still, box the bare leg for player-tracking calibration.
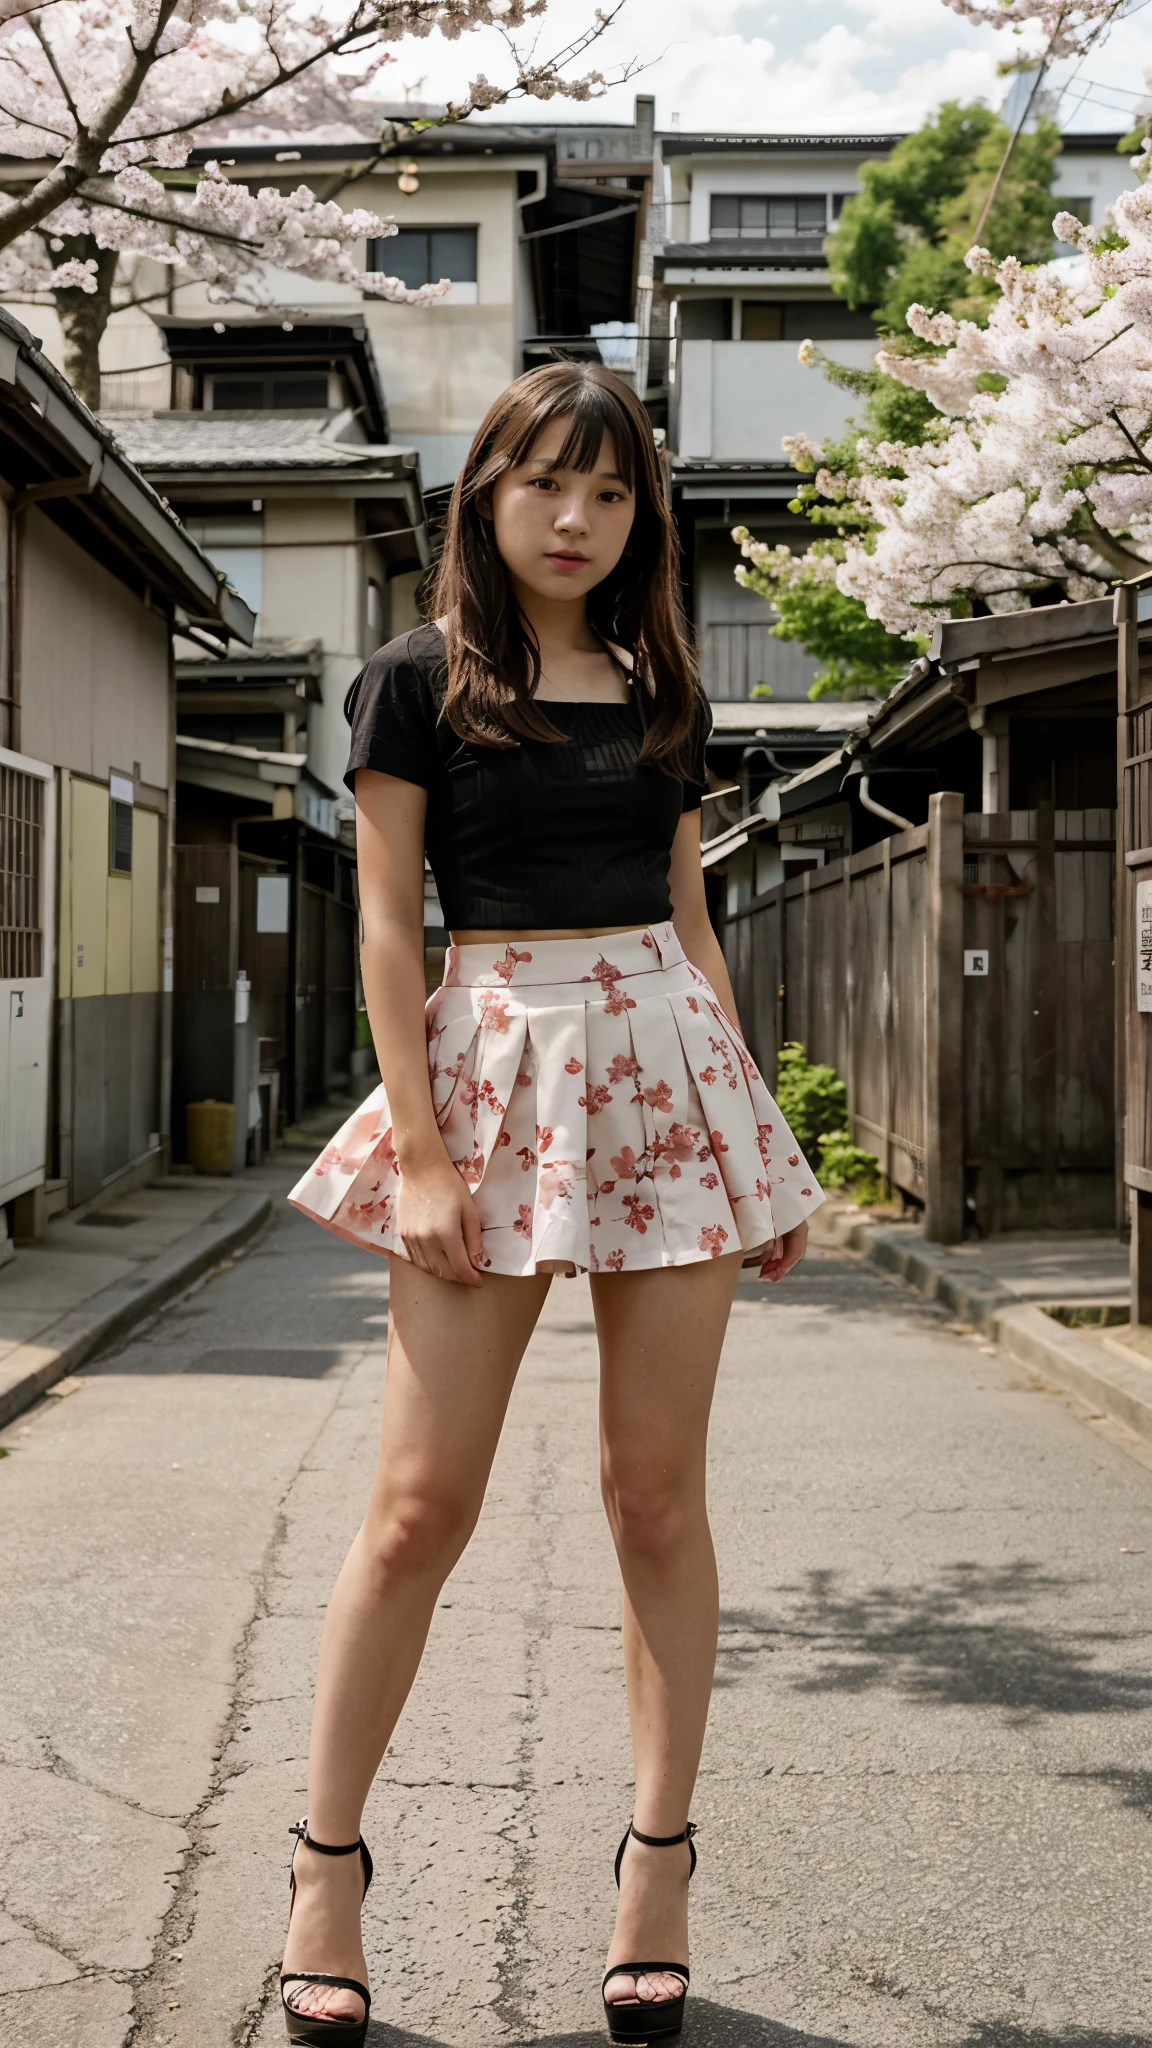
[590,1251,742,2009]
[282,1260,552,2024]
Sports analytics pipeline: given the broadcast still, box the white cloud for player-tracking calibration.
[389,0,1137,134]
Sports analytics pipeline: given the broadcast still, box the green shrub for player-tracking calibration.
[773,1042,847,1155]
[817,1127,889,1206]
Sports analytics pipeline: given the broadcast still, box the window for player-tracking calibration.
[0,764,43,977]
[110,800,133,877]
[207,372,331,410]
[710,194,827,240]
[678,298,732,340]
[740,300,877,341]
[370,227,477,288]
[740,302,783,340]
[1057,196,1092,225]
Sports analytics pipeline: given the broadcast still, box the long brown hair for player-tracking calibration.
[430,361,701,777]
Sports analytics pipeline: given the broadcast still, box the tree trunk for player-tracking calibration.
[49,237,119,410]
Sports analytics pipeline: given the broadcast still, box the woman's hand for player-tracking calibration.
[397,1152,486,1286]
[758,1220,809,1284]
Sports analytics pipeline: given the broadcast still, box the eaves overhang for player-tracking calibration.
[156,315,390,442]
[176,732,309,786]
[0,306,254,642]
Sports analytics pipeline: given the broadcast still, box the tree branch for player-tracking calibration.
[1108,407,1152,472]
[26,9,85,142]
[78,185,263,252]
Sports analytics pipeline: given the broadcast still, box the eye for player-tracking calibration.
[529,475,560,491]
[599,489,626,504]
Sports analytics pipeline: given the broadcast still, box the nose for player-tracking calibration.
[554,491,591,536]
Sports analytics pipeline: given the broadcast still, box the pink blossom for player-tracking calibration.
[478,991,512,1033]
[623,1194,655,1232]
[698,1223,730,1257]
[642,1079,674,1112]
[580,1083,613,1113]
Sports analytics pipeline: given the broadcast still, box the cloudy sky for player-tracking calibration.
[387,0,1152,137]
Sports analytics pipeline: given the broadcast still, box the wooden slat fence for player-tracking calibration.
[724,791,1115,1241]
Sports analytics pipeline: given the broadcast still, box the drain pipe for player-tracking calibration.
[858,775,915,832]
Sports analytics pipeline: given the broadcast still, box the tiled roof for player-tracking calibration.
[101,412,416,473]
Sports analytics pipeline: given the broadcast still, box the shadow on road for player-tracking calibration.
[714,1560,1152,1721]
[1059,1765,1152,1815]
[361,2009,1152,2048]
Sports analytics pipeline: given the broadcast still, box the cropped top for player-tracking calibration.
[344,622,712,931]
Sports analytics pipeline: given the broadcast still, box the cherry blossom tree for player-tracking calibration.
[772,158,1152,638]
[939,0,1132,62]
[0,0,631,405]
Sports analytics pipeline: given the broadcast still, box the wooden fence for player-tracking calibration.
[723,791,1116,1241]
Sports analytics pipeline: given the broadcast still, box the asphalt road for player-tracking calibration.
[3,1162,1152,2048]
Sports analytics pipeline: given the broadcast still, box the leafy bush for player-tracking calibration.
[773,1042,847,1155]
[817,1128,889,1206]
[774,1043,889,1205]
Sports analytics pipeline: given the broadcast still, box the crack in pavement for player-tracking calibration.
[122,1351,363,2048]
[491,1419,556,2044]
[121,1504,293,2048]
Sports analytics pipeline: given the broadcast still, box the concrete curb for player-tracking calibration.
[814,1205,1152,1444]
[0,1191,272,1432]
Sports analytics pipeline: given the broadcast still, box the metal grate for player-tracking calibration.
[0,765,43,979]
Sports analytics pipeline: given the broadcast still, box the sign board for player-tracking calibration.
[195,884,220,904]
[964,950,990,977]
[256,873,290,934]
[1138,879,1152,1013]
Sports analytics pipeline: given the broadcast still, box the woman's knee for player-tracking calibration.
[362,1485,478,1583]
[600,1462,701,1566]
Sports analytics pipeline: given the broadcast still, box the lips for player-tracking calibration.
[545,551,588,569]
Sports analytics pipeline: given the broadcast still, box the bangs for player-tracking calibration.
[507,379,637,491]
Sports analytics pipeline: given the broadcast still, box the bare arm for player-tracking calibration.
[355,770,484,1287]
[668,809,807,1283]
[667,808,741,1025]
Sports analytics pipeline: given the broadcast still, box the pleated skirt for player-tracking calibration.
[289,921,824,1279]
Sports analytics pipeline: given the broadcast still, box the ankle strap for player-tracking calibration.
[289,1816,363,1857]
[629,1822,697,1848]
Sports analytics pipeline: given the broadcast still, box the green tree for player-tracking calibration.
[737,102,1061,699]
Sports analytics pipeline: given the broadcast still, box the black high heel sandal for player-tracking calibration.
[280,1817,374,2046]
[601,1821,697,2043]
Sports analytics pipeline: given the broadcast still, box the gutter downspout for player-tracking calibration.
[859,775,915,832]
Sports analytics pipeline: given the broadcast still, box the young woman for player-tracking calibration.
[282,361,823,2048]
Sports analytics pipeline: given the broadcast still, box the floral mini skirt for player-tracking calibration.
[289,921,824,1280]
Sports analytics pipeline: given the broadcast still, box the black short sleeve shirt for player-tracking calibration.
[344,623,712,931]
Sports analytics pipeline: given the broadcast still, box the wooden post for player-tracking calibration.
[881,837,893,1191]
[1034,800,1059,1226]
[1133,1190,1152,1325]
[924,791,965,1242]
[844,853,856,1153]
[1116,581,1137,1242]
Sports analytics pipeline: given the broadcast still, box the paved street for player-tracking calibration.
[3,1163,1152,2048]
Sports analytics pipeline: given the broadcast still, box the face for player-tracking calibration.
[486,418,636,605]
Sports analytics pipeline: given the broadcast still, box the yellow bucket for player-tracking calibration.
[186,1099,234,1175]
